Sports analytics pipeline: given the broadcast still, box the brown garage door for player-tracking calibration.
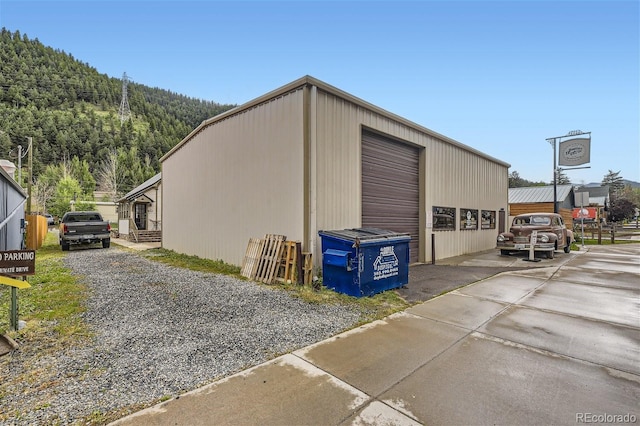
[362,130,420,263]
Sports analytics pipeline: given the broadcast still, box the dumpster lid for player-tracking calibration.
[319,228,410,242]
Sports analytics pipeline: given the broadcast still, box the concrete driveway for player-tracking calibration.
[112,244,639,426]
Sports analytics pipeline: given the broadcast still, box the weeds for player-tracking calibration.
[140,248,243,278]
[0,233,89,342]
[139,248,410,324]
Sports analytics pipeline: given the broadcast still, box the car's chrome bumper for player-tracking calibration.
[497,242,555,251]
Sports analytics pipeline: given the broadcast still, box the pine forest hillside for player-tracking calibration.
[0,28,236,207]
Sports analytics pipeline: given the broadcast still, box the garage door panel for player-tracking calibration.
[362,131,420,263]
[363,176,419,189]
[361,200,418,213]
[362,190,419,202]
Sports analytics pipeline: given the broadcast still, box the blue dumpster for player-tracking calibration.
[318,228,410,297]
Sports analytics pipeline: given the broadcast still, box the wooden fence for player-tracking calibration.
[573,223,639,244]
[25,214,48,250]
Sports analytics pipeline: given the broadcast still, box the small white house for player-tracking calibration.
[117,173,161,242]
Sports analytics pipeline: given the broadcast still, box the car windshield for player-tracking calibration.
[513,216,551,226]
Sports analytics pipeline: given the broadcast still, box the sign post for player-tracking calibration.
[575,192,590,249]
[0,250,35,331]
[529,230,538,261]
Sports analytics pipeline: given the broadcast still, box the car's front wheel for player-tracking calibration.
[500,249,510,256]
[564,239,571,253]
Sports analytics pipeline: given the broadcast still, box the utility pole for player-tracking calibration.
[17,144,22,187]
[26,137,32,215]
[549,137,558,213]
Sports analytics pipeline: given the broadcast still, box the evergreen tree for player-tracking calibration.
[509,171,547,188]
[553,169,571,185]
[0,28,236,185]
[602,170,625,199]
[69,156,96,198]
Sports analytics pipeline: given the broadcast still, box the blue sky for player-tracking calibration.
[1,0,638,184]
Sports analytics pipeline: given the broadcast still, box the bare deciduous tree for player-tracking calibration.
[96,150,121,201]
[33,179,56,214]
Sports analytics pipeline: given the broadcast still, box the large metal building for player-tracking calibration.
[161,76,509,267]
[0,163,27,251]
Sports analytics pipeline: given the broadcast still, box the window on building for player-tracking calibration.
[460,208,478,230]
[481,210,496,229]
[433,206,456,231]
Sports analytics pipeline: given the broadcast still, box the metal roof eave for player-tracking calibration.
[118,173,161,203]
[508,185,575,204]
[160,75,510,169]
[0,165,27,198]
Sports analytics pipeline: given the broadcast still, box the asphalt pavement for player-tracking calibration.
[111,244,640,426]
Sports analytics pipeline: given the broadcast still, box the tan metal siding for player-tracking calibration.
[162,77,508,268]
[313,94,362,250]
[162,89,305,266]
[313,89,507,262]
[426,142,508,259]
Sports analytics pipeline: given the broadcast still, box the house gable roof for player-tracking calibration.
[576,185,610,206]
[576,185,610,198]
[118,173,161,203]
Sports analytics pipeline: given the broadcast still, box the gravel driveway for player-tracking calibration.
[1,247,363,425]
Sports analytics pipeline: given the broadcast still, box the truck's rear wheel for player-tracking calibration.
[546,249,554,259]
[61,243,70,251]
[102,239,110,249]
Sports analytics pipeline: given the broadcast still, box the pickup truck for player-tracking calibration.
[59,211,111,251]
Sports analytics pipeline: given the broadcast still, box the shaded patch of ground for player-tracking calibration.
[397,265,525,304]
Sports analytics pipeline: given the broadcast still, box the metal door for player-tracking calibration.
[362,130,420,263]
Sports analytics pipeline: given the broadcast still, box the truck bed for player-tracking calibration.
[59,212,111,250]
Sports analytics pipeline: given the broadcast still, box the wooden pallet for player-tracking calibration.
[295,242,303,284]
[302,252,313,287]
[241,237,263,279]
[276,241,301,283]
[254,234,286,284]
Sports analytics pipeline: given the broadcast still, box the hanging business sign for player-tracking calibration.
[559,138,590,166]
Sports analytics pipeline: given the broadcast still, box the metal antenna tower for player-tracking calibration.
[118,72,131,125]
